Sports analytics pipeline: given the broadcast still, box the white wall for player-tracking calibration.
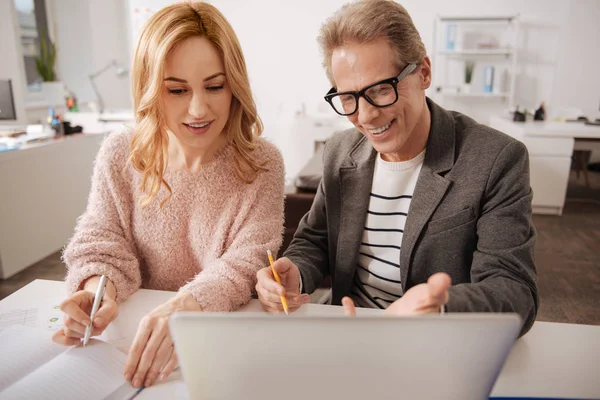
[88,0,132,110]
[49,0,95,102]
[48,0,131,109]
[0,0,28,125]
[17,0,598,170]
[551,0,600,120]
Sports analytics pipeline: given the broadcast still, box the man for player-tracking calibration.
[256,0,538,335]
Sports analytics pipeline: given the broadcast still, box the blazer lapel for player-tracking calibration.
[332,137,377,304]
[399,98,456,290]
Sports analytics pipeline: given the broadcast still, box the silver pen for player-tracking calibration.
[83,275,108,346]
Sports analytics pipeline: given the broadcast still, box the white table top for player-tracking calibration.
[2,280,599,399]
[489,116,600,139]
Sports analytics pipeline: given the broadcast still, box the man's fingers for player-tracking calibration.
[342,296,357,317]
[272,257,294,275]
[256,268,285,296]
[427,273,451,305]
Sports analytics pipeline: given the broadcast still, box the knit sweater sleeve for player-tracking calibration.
[179,140,285,311]
[63,131,142,303]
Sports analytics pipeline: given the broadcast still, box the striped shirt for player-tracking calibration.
[350,149,425,309]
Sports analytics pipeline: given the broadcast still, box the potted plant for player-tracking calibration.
[462,60,475,94]
[35,34,65,105]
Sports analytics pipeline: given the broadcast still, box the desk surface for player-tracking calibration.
[1,280,599,399]
[490,116,600,139]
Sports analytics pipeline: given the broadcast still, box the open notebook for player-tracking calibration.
[0,326,137,400]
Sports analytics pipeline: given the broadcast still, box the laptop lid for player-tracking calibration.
[0,80,17,121]
[170,312,521,400]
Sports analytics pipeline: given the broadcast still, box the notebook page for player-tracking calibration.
[0,339,135,400]
[0,326,65,391]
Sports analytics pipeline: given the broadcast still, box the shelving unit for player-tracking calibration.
[431,15,520,112]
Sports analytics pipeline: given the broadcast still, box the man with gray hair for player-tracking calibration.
[256,0,538,335]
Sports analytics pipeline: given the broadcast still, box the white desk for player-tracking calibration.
[1,280,599,399]
[489,117,600,215]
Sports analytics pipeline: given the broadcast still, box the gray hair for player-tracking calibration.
[318,0,427,84]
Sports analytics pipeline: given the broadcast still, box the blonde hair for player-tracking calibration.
[129,1,264,207]
[318,0,426,84]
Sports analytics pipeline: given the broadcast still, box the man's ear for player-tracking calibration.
[418,56,432,90]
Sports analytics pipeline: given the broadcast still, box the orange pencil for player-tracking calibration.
[267,250,289,315]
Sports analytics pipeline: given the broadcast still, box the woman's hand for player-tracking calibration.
[52,276,118,346]
[124,292,202,388]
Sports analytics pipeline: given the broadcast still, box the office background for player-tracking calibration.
[0,0,599,326]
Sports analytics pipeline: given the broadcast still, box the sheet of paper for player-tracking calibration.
[0,327,134,400]
[0,326,65,392]
[0,296,64,332]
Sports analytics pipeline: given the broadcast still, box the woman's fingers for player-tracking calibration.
[60,292,93,327]
[144,334,173,387]
[92,297,119,330]
[128,318,169,388]
[124,316,154,384]
[52,329,82,346]
[159,349,178,382]
[64,316,87,335]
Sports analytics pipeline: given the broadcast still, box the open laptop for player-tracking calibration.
[170,311,521,400]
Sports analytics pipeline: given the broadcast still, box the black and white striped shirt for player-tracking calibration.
[350,150,425,309]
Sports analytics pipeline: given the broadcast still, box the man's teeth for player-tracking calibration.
[188,122,209,128]
[369,121,391,135]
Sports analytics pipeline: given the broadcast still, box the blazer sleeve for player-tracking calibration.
[283,143,332,294]
[446,140,538,336]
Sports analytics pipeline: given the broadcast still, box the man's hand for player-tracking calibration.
[256,257,311,313]
[342,272,451,316]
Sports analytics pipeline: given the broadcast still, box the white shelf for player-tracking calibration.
[437,49,514,57]
[439,91,510,98]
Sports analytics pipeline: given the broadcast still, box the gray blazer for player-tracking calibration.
[284,98,538,335]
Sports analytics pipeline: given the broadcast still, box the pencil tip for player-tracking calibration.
[284,309,289,315]
[267,249,272,256]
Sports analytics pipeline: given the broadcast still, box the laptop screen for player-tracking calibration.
[0,80,17,120]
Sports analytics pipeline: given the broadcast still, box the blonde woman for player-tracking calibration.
[52,2,285,388]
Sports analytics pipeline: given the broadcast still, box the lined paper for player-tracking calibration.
[0,326,134,400]
[0,326,64,391]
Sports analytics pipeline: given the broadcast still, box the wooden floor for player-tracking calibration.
[1,171,599,325]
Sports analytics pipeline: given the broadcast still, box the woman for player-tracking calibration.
[52,2,285,388]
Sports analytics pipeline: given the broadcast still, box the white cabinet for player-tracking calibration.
[431,16,519,113]
[0,133,107,278]
[487,116,600,216]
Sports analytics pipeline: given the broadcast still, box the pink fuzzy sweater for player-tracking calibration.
[63,129,285,311]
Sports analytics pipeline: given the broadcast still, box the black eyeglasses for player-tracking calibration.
[324,63,418,116]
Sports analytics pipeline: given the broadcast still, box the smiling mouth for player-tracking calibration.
[184,122,210,128]
[368,119,394,135]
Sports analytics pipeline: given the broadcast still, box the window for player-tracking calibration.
[13,0,51,88]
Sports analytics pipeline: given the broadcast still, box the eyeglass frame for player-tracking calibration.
[323,62,418,116]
